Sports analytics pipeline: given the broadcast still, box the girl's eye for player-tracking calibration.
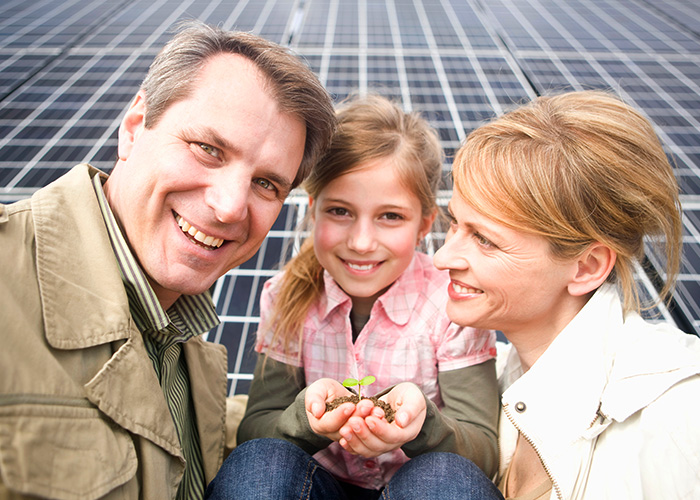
[382,212,404,221]
[198,142,221,158]
[328,207,348,216]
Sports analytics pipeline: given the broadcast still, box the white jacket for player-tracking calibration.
[497,284,700,499]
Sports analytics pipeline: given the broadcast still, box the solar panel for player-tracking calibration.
[1,0,699,397]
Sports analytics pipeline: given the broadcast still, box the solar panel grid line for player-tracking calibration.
[0,0,102,49]
[190,0,236,29]
[606,1,697,55]
[411,0,468,142]
[517,0,700,184]
[439,1,502,114]
[0,53,136,190]
[249,0,278,35]
[356,0,368,98]
[384,0,418,110]
[642,0,700,37]
[2,0,700,391]
[481,1,589,92]
[312,0,339,86]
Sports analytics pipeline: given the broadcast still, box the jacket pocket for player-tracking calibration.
[0,398,137,500]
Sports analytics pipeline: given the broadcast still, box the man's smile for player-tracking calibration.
[175,212,224,250]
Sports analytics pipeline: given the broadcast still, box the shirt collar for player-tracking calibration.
[319,253,424,325]
[92,175,219,339]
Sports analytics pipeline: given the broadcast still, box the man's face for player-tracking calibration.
[104,53,306,309]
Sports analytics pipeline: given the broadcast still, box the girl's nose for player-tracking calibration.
[347,221,378,254]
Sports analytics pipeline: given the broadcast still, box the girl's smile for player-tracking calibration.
[311,157,434,315]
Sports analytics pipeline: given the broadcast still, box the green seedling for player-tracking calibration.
[342,375,376,399]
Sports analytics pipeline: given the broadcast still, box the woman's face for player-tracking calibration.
[433,192,582,342]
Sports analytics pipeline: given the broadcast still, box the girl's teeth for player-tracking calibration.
[348,263,374,271]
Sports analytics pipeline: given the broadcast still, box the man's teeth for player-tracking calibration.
[452,283,483,294]
[347,262,376,271]
[176,215,224,248]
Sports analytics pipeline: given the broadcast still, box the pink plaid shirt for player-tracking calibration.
[256,252,497,490]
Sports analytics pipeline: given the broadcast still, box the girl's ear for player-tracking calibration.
[567,243,617,297]
[417,208,438,244]
[118,92,147,161]
[308,196,315,221]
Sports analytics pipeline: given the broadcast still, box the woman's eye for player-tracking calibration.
[198,142,221,158]
[474,232,494,248]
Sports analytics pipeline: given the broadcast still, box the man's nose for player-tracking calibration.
[205,174,249,224]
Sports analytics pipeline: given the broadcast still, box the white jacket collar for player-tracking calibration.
[499,284,700,499]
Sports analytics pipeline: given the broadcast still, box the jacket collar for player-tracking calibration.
[30,165,229,479]
[499,284,700,498]
[319,253,424,325]
[31,164,132,349]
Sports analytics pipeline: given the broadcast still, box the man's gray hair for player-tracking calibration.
[140,20,336,187]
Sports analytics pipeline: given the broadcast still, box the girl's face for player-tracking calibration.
[311,157,435,315]
[433,192,582,343]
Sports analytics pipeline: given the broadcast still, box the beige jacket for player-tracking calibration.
[0,165,241,499]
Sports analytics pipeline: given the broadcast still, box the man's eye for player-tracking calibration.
[198,143,221,158]
[254,178,274,191]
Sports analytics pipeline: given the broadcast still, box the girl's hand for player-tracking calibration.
[337,382,427,457]
[305,378,358,440]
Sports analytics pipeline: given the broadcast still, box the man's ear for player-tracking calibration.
[117,92,146,161]
[568,243,617,296]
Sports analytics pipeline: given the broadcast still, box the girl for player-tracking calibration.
[205,95,500,499]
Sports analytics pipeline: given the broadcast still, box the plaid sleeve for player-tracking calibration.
[435,316,497,372]
[254,274,304,367]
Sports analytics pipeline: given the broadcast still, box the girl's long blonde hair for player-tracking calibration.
[264,94,443,360]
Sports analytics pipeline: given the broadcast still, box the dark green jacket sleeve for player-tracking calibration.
[401,359,499,476]
[236,353,332,455]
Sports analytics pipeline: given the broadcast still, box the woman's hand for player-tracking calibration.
[337,382,427,457]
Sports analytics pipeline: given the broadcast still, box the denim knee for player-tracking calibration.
[381,452,503,500]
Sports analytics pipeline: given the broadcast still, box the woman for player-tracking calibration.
[433,90,700,499]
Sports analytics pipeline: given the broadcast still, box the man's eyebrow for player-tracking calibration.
[185,126,295,195]
[184,126,235,152]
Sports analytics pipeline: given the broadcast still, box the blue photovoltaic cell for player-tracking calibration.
[1,0,699,396]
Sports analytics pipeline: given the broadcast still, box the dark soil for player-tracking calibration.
[325,395,396,423]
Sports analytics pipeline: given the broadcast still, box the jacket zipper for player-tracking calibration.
[503,402,563,500]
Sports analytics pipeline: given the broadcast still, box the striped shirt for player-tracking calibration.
[92,173,219,500]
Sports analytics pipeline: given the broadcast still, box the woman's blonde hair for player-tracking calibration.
[452,90,682,314]
[266,94,443,359]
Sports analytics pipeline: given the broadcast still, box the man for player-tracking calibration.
[0,21,335,499]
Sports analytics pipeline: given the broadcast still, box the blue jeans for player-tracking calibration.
[205,438,504,500]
